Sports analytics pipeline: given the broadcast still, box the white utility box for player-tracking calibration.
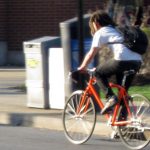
[49,48,65,109]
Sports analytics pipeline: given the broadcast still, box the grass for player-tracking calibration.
[99,84,150,100]
[128,85,150,99]
[142,27,150,37]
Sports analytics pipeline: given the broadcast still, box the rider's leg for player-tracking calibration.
[95,60,141,115]
[116,67,140,121]
[95,60,119,114]
[95,59,118,98]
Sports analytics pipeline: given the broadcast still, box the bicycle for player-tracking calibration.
[62,69,150,150]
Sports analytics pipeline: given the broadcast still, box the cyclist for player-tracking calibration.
[78,10,142,115]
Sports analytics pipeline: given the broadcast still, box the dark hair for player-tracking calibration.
[89,10,116,35]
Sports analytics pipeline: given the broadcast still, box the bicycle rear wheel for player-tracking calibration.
[63,90,96,144]
[118,94,150,150]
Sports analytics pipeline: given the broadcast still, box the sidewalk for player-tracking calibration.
[0,68,112,137]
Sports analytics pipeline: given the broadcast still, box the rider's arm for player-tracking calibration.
[78,47,100,71]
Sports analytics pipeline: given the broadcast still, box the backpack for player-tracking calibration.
[117,26,149,55]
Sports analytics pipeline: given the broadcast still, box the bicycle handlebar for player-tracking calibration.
[69,68,136,85]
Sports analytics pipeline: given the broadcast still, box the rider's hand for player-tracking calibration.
[77,66,86,72]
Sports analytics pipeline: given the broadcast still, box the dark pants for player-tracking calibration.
[95,59,141,98]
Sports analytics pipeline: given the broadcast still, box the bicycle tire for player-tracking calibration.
[118,94,150,150]
[63,90,96,144]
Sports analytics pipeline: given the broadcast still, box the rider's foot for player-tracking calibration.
[101,95,118,115]
[111,130,120,139]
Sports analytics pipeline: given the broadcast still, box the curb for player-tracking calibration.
[0,112,112,137]
[0,68,25,72]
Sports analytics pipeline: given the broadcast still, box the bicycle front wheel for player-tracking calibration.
[63,90,96,144]
[118,94,150,150]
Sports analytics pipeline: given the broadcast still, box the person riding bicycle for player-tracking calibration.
[78,10,142,115]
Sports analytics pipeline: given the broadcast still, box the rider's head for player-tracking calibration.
[89,10,116,36]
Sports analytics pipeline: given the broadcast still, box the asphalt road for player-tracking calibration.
[0,126,150,150]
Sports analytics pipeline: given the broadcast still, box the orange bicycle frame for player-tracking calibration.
[78,76,133,126]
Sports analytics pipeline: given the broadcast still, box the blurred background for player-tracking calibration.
[0,0,150,74]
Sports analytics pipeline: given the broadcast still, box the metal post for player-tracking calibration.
[77,0,84,89]
[78,0,84,64]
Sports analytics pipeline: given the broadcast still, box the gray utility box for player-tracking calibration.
[23,36,60,108]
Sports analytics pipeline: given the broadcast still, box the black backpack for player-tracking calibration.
[117,26,149,55]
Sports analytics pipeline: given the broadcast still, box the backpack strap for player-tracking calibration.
[107,42,123,44]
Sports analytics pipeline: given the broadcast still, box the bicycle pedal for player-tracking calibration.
[107,109,113,114]
[105,108,113,114]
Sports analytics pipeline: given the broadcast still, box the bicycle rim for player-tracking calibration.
[63,90,96,144]
[118,94,150,150]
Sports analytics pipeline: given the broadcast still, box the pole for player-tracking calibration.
[78,0,84,64]
[77,0,84,89]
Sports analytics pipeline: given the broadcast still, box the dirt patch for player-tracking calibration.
[132,73,150,86]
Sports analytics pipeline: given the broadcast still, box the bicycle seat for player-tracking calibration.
[121,70,136,86]
[123,70,135,76]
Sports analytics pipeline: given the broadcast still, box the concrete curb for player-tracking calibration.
[0,68,25,72]
[0,112,112,137]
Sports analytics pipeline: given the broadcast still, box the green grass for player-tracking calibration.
[99,85,150,100]
[128,85,150,99]
[142,27,150,37]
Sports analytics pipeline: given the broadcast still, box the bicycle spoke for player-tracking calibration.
[65,111,76,120]
[65,119,81,132]
[63,90,96,144]
[139,106,150,119]
[82,107,93,117]
[75,94,79,109]
[136,102,149,117]
[71,97,77,112]
[136,102,145,116]
[118,94,150,150]
[80,119,91,135]
[79,105,86,114]
[67,103,76,115]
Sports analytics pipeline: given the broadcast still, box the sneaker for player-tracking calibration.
[110,126,120,139]
[111,130,120,139]
[101,95,118,115]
